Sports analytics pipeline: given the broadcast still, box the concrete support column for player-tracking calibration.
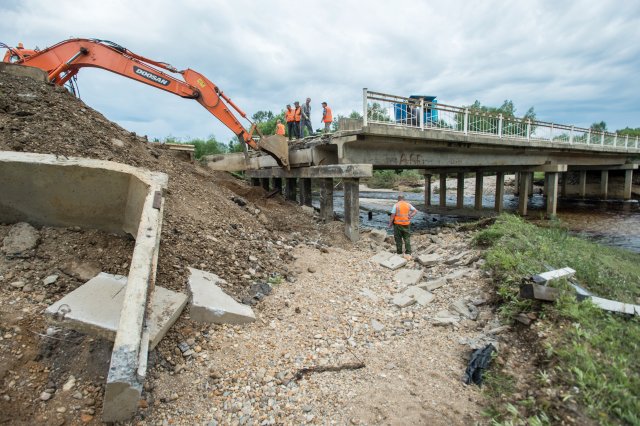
[518,172,531,216]
[343,178,360,242]
[319,178,334,223]
[285,178,297,201]
[579,170,587,198]
[260,178,270,191]
[474,171,484,210]
[600,170,609,200]
[273,178,283,194]
[439,174,447,207]
[456,173,465,209]
[561,173,567,197]
[424,174,432,207]
[528,172,534,196]
[300,178,312,206]
[495,172,504,212]
[546,172,559,218]
[624,169,633,200]
[514,172,519,195]
[251,178,260,187]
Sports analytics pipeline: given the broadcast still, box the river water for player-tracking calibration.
[315,190,640,253]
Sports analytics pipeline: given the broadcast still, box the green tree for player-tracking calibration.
[590,121,607,132]
[617,127,640,137]
[332,110,363,131]
[456,100,536,136]
[367,102,391,122]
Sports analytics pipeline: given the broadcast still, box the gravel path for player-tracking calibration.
[143,230,495,425]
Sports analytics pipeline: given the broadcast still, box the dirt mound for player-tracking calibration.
[0,69,341,424]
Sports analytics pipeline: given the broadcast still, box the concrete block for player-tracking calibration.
[403,286,435,306]
[2,222,39,257]
[393,269,424,286]
[418,277,447,291]
[45,273,187,350]
[188,268,256,324]
[416,253,441,267]
[370,251,394,264]
[392,293,416,308]
[433,310,460,326]
[380,255,408,270]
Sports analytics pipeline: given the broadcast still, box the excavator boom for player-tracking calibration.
[2,38,289,168]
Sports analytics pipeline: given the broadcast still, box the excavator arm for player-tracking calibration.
[2,38,289,167]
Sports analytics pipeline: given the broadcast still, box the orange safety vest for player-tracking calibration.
[323,106,333,123]
[393,201,412,225]
[276,123,285,135]
[285,109,295,122]
[294,107,301,122]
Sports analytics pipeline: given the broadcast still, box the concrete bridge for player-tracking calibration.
[207,90,640,241]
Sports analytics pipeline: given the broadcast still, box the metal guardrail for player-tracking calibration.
[362,89,640,150]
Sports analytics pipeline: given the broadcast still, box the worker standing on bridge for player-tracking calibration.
[389,194,417,259]
[275,119,285,136]
[293,101,302,139]
[285,105,296,141]
[321,102,333,133]
[300,97,314,137]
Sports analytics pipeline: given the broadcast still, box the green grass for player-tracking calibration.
[474,215,640,425]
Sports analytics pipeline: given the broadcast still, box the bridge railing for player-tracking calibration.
[363,89,640,150]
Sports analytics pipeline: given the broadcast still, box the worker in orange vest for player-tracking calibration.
[388,194,417,258]
[293,101,302,139]
[284,105,296,141]
[321,102,333,133]
[275,119,285,136]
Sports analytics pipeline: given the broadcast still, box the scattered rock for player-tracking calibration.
[371,319,385,332]
[43,274,59,285]
[2,222,39,257]
[307,266,317,273]
[62,259,101,282]
[40,391,52,401]
[367,229,387,244]
[392,293,416,308]
[62,375,76,391]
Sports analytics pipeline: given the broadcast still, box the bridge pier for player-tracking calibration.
[343,178,360,242]
[518,172,531,215]
[319,178,334,223]
[424,174,432,207]
[495,172,504,212]
[624,169,633,200]
[456,173,465,208]
[600,171,608,200]
[579,170,587,198]
[475,171,484,210]
[546,172,559,218]
[285,178,297,201]
[300,178,312,207]
[439,174,447,207]
[273,178,283,194]
[261,178,270,191]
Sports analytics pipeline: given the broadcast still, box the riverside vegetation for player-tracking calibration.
[474,215,639,425]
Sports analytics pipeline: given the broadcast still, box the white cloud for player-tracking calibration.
[1,0,639,140]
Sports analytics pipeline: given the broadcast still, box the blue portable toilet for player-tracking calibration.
[410,95,438,124]
[394,95,438,125]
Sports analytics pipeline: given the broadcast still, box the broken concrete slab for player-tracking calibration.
[45,273,187,350]
[445,268,473,282]
[392,293,416,308]
[433,310,460,325]
[418,277,447,291]
[369,250,394,264]
[2,222,39,257]
[532,267,576,284]
[393,269,424,286]
[451,299,473,319]
[416,253,441,267]
[188,268,256,324]
[403,286,435,306]
[445,251,469,265]
[380,255,408,270]
[367,229,387,244]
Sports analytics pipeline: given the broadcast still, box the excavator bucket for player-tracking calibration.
[258,135,290,169]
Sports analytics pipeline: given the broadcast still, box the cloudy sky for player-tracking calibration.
[1,0,639,142]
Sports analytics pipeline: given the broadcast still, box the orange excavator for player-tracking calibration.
[1,38,289,168]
